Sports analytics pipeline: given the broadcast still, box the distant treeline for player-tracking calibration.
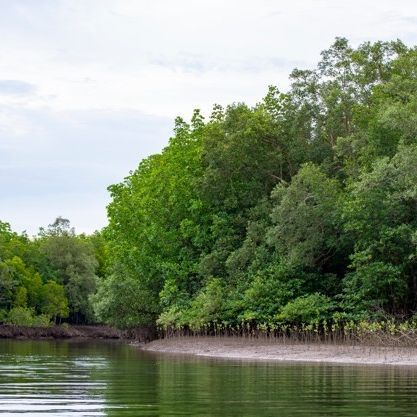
[0,218,106,326]
[2,38,417,333]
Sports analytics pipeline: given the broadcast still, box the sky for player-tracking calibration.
[1,0,417,235]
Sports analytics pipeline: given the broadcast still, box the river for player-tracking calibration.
[1,339,417,416]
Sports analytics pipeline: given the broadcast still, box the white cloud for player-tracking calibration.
[0,0,416,233]
[0,80,35,95]
[0,106,172,234]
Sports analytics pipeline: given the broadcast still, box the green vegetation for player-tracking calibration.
[0,217,105,326]
[96,38,417,334]
[2,38,417,337]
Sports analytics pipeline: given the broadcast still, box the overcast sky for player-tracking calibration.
[1,0,417,235]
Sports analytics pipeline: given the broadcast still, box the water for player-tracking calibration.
[1,340,417,416]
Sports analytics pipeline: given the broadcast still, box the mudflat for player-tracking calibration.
[141,337,417,366]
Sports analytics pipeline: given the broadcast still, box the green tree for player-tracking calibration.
[342,145,417,315]
[277,293,334,326]
[267,164,346,274]
[100,115,205,326]
[14,287,28,307]
[39,218,98,323]
[40,281,69,323]
[91,273,159,328]
[95,38,417,330]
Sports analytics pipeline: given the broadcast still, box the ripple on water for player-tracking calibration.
[0,344,111,416]
[2,340,417,417]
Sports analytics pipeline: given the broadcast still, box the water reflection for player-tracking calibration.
[0,340,108,416]
[150,355,417,417]
[1,340,417,416]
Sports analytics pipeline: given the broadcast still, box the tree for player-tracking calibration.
[101,115,205,326]
[267,163,345,271]
[39,218,98,323]
[277,293,334,326]
[342,145,417,315]
[14,287,28,308]
[91,272,159,328]
[93,38,417,329]
[0,217,101,325]
[40,281,69,323]
[0,261,17,309]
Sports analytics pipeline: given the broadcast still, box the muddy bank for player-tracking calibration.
[0,325,155,341]
[141,337,417,366]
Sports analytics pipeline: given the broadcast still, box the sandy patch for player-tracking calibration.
[139,337,417,366]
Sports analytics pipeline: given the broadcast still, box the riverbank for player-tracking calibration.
[0,325,156,341]
[140,337,417,366]
[0,325,122,339]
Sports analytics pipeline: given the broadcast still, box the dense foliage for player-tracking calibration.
[0,218,105,326]
[3,38,417,333]
[95,38,417,331]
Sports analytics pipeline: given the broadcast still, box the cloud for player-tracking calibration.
[149,53,302,74]
[398,15,417,26]
[0,106,173,234]
[1,0,417,235]
[0,80,35,95]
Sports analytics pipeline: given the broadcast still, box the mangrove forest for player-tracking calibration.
[2,38,417,337]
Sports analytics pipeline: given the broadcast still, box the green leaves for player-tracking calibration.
[268,163,344,269]
[186,278,225,331]
[91,273,160,328]
[0,218,104,326]
[341,145,417,315]
[40,281,69,321]
[276,293,335,326]
[98,38,417,330]
[39,223,98,322]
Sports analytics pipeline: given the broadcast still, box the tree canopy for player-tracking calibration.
[92,38,417,330]
[2,38,417,331]
[0,217,104,326]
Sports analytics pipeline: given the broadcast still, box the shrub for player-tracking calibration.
[0,309,7,323]
[276,293,334,326]
[6,307,52,327]
[186,278,225,330]
[31,314,52,327]
[6,307,34,326]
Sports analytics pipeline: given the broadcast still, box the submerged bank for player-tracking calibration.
[0,325,121,339]
[140,337,417,366]
[0,325,155,341]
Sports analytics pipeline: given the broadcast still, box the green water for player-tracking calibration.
[1,340,417,416]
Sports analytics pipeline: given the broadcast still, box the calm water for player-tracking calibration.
[1,340,417,416]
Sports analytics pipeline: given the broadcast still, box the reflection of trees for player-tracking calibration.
[154,356,417,417]
[101,346,160,417]
[102,346,417,416]
[3,340,417,417]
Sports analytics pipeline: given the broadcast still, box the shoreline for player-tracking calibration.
[0,324,155,341]
[140,337,417,366]
[0,324,122,340]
